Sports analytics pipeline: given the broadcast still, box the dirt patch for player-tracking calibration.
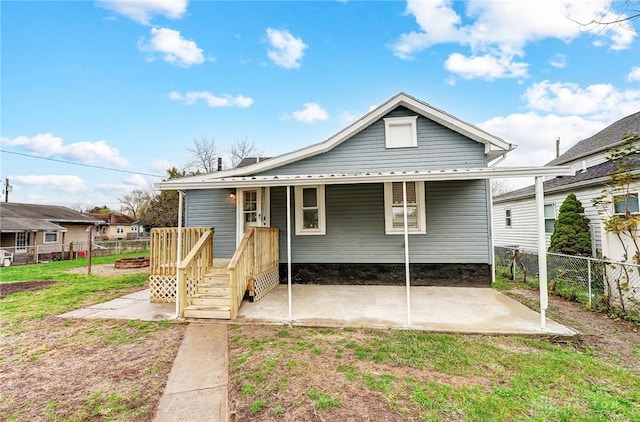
[0,280,57,298]
[65,263,150,277]
[0,318,185,421]
[507,288,640,372]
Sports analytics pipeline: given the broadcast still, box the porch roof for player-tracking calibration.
[158,166,575,190]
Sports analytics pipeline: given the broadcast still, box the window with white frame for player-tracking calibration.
[43,231,59,244]
[613,192,639,215]
[384,181,426,235]
[294,185,326,235]
[544,203,555,233]
[116,226,125,234]
[16,232,27,252]
[505,209,512,227]
[384,116,418,149]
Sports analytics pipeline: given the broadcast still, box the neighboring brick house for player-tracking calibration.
[87,213,141,240]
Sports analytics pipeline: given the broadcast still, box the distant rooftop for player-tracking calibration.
[547,111,640,166]
[494,153,640,202]
[236,157,272,168]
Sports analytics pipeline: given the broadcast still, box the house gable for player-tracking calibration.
[159,92,514,189]
[255,106,487,176]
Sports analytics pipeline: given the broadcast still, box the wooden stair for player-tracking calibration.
[183,267,233,319]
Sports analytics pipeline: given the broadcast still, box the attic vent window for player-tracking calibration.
[384,116,418,149]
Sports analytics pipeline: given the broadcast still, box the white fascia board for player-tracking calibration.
[493,168,640,203]
[157,93,515,190]
[160,166,574,190]
[399,94,514,153]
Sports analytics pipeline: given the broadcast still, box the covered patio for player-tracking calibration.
[235,284,576,336]
[59,286,577,337]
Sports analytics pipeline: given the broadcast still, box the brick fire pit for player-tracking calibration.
[114,257,150,269]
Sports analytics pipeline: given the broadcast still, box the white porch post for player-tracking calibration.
[286,185,292,323]
[535,177,548,330]
[403,181,411,326]
[175,190,184,319]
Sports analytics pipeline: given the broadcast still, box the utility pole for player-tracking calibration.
[3,178,12,202]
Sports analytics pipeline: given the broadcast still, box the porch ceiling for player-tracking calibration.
[159,166,574,190]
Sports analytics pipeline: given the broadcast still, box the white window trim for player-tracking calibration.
[116,225,125,234]
[16,232,27,252]
[43,231,59,244]
[505,209,512,228]
[384,181,426,235]
[613,192,639,215]
[544,203,556,234]
[294,185,326,235]
[384,116,418,149]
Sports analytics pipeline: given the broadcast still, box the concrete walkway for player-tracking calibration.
[57,289,174,321]
[153,324,228,422]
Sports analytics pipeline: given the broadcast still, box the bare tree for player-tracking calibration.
[491,179,515,197]
[187,136,220,173]
[566,1,639,32]
[229,137,264,168]
[118,189,151,218]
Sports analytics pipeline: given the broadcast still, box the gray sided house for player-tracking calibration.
[493,111,640,254]
[159,93,570,287]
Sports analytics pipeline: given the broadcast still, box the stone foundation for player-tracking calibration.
[279,263,491,287]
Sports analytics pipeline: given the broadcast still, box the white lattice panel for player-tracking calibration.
[252,267,280,302]
[149,275,176,303]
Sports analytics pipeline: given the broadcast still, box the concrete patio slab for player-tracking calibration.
[236,285,578,337]
[56,285,577,337]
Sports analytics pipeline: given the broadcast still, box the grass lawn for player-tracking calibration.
[0,253,186,421]
[229,276,640,421]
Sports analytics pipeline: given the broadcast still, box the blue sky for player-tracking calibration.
[2,0,639,209]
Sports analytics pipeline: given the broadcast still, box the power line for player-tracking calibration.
[0,149,165,178]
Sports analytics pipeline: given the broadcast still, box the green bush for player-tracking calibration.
[549,194,592,256]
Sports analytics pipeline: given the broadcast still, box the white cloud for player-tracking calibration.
[392,0,636,79]
[0,133,129,167]
[169,91,253,108]
[628,66,640,82]
[524,80,640,119]
[11,175,88,195]
[138,27,204,67]
[150,159,176,173]
[444,52,528,80]
[282,103,329,123]
[338,110,358,125]
[97,0,187,25]
[549,53,567,68]
[479,112,608,172]
[266,28,307,69]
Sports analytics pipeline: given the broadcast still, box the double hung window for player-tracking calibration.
[384,181,426,234]
[294,185,326,235]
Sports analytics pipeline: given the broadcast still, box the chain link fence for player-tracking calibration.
[495,246,640,313]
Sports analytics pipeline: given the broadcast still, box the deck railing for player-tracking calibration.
[150,227,212,276]
[177,229,214,317]
[228,227,279,318]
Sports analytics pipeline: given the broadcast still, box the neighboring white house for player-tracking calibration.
[493,111,640,255]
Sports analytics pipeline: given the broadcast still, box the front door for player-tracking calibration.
[236,187,270,245]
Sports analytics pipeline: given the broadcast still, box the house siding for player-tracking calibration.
[270,180,490,264]
[255,107,486,176]
[492,186,613,254]
[185,189,236,258]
